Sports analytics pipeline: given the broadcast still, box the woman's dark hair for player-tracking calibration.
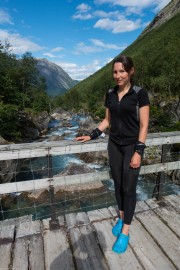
[112,55,134,73]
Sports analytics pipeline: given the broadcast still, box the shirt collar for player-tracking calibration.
[114,85,134,95]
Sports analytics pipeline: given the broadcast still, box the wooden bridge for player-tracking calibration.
[0,194,180,270]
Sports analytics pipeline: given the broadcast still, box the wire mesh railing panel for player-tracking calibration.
[0,132,180,221]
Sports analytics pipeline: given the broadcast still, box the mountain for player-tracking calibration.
[141,0,180,36]
[36,58,78,96]
[56,0,180,131]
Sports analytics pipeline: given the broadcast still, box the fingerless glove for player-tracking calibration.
[89,128,102,140]
[134,141,146,156]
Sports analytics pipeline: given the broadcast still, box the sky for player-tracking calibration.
[0,0,171,81]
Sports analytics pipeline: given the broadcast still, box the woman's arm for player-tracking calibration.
[98,108,111,131]
[75,108,111,142]
[138,105,150,143]
[130,105,149,168]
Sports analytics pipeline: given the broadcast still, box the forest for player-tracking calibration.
[0,41,51,140]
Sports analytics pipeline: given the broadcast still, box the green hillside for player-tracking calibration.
[55,13,180,131]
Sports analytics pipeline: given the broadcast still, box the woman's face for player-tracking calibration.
[113,62,133,87]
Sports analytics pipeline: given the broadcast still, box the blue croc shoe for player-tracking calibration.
[112,233,130,254]
[112,218,123,237]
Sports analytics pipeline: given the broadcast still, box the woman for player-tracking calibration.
[76,55,150,253]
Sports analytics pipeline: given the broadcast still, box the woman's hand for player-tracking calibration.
[75,136,91,142]
[130,152,141,168]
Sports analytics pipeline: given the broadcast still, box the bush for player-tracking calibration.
[0,103,21,139]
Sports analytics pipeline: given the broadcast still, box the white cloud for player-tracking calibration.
[0,29,43,54]
[94,0,171,13]
[43,47,64,58]
[55,59,102,80]
[0,9,14,25]
[74,39,126,54]
[73,13,92,20]
[125,6,144,15]
[51,47,63,52]
[90,39,126,50]
[74,42,101,54]
[103,57,113,66]
[57,62,77,69]
[93,10,124,19]
[94,18,142,33]
[73,6,124,20]
[94,0,150,7]
[43,52,56,58]
[94,0,152,7]
[73,3,92,20]
[76,3,91,13]
[154,0,171,12]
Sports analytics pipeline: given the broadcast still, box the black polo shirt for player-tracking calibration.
[105,85,150,145]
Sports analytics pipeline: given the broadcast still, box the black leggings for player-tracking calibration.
[108,139,141,225]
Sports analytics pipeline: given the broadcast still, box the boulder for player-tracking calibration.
[17,111,50,141]
[59,162,95,176]
[0,136,9,145]
[171,169,180,185]
[51,108,72,120]
[55,181,104,193]
[0,160,20,184]
[77,151,108,165]
[79,116,95,127]
[54,162,105,193]
[26,189,49,203]
[30,111,50,131]
[47,135,64,141]
[24,127,39,140]
[168,99,180,123]
[1,194,17,209]
[77,116,97,136]
[77,109,89,116]
[61,120,73,127]
[143,145,162,165]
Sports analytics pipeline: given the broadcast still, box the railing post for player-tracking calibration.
[47,147,60,230]
[152,144,171,200]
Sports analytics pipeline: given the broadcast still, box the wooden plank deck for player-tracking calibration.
[0,194,179,270]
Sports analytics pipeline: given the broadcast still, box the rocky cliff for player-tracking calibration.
[141,0,180,36]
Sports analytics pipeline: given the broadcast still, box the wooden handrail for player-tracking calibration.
[0,161,179,194]
[0,131,180,161]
